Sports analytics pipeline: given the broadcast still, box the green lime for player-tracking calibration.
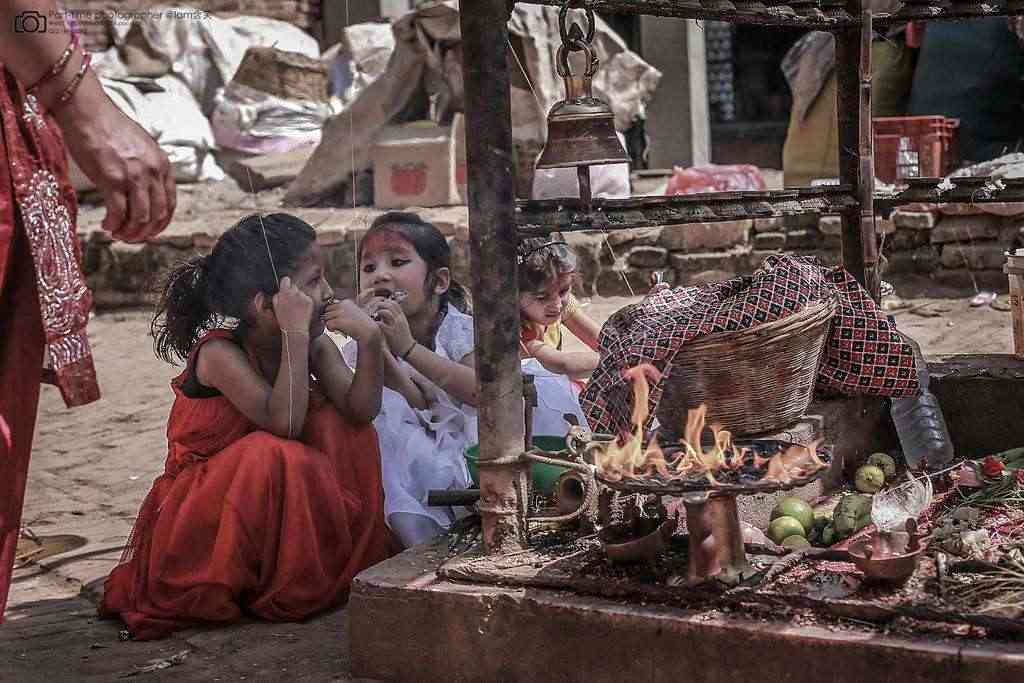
[768,516,807,544]
[770,496,814,535]
[812,507,832,530]
[820,524,836,546]
[855,464,886,493]
[833,494,873,538]
[867,452,897,481]
[782,535,811,550]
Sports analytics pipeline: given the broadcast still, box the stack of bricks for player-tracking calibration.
[879,207,1023,291]
[66,0,322,52]
[568,215,852,298]
[558,219,758,297]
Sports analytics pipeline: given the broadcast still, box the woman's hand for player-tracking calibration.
[273,277,314,333]
[55,76,175,243]
[323,298,380,342]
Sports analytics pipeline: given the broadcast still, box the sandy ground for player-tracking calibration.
[2,272,1015,679]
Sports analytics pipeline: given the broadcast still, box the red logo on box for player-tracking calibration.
[456,162,467,188]
[391,162,427,196]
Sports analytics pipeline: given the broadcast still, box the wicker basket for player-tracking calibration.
[655,296,837,438]
[232,47,327,102]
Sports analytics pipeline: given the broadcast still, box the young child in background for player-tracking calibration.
[100,213,396,640]
[516,237,600,436]
[341,212,479,549]
[517,237,602,376]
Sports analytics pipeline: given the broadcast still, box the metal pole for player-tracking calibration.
[835,1,871,294]
[459,0,530,552]
[857,8,880,301]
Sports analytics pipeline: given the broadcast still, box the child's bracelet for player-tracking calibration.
[399,340,417,361]
[281,328,310,337]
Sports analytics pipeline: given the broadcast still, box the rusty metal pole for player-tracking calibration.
[857,9,880,301]
[459,0,530,552]
[835,1,872,295]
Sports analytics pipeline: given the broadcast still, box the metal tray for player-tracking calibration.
[594,440,831,497]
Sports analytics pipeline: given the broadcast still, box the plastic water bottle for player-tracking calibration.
[889,333,955,470]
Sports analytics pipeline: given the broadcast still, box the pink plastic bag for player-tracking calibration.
[665,164,766,195]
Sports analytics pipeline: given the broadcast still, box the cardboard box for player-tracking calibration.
[371,115,467,209]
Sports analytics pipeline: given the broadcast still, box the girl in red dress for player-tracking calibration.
[100,213,396,640]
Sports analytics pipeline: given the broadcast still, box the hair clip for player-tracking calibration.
[516,240,569,265]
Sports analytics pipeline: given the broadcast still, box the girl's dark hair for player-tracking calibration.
[360,211,472,317]
[516,236,577,293]
[152,213,317,364]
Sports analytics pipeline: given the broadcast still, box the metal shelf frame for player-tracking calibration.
[459,0,1024,552]
[517,186,858,234]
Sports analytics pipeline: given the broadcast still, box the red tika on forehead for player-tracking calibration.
[360,229,414,257]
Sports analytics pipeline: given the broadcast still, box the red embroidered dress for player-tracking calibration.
[0,66,99,619]
[99,331,396,640]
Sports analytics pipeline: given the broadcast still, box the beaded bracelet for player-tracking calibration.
[26,35,78,93]
[51,52,92,111]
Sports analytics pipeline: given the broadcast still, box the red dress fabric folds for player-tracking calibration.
[100,331,396,640]
[0,65,98,620]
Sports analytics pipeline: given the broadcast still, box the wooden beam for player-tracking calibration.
[516,186,858,235]
[460,0,530,553]
[523,0,855,27]
[834,2,868,292]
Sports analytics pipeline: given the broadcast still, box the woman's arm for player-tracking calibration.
[0,1,174,242]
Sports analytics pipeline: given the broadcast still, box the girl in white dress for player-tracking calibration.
[343,214,591,548]
[341,212,478,548]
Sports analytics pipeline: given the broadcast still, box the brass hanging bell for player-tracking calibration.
[535,27,629,172]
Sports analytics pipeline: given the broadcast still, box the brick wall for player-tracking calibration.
[63,0,322,52]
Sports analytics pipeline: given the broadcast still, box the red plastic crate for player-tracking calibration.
[873,116,959,184]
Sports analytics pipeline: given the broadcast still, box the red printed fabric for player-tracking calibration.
[0,67,98,408]
[580,254,920,437]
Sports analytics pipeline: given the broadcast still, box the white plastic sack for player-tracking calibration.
[531,164,631,201]
[221,16,320,58]
[99,75,224,183]
[108,6,321,114]
[91,46,131,81]
[210,82,331,155]
[531,132,630,200]
[324,22,396,107]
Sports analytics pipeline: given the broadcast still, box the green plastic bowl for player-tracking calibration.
[465,436,570,495]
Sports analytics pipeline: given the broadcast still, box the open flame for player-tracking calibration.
[593,364,826,486]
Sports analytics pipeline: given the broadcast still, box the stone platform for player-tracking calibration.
[349,539,1024,682]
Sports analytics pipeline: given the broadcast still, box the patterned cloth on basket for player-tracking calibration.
[580,254,920,436]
